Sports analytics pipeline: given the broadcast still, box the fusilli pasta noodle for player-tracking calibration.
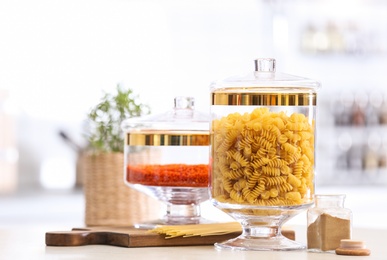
[211,107,314,207]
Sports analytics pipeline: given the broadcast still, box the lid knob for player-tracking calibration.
[174,96,194,110]
[254,58,276,72]
[174,96,195,118]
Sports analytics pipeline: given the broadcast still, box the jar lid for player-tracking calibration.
[122,96,209,146]
[210,58,321,106]
[211,58,321,92]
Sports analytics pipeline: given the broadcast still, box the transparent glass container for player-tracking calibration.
[210,58,321,250]
[307,194,352,252]
[122,96,210,227]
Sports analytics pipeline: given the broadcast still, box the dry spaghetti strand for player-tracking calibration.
[149,222,242,239]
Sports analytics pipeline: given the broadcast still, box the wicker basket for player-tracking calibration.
[80,152,161,226]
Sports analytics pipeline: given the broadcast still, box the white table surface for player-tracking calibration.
[0,185,386,259]
[0,225,384,259]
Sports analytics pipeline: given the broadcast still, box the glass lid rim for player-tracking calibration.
[211,72,321,90]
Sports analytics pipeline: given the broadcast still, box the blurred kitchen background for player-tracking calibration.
[1,0,387,229]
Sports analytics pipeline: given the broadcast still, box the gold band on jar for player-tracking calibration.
[126,131,209,146]
[211,92,317,106]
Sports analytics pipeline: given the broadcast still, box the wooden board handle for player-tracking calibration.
[46,231,129,247]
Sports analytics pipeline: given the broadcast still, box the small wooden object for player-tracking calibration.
[335,239,371,256]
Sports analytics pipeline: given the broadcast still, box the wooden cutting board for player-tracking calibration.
[45,226,295,248]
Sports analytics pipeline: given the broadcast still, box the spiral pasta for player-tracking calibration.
[211,107,314,207]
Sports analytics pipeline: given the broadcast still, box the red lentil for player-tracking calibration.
[126,164,209,187]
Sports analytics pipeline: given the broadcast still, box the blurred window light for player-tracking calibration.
[40,157,75,189]
[273,15,289,51]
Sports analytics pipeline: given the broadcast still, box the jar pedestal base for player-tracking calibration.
[215,234,305,251]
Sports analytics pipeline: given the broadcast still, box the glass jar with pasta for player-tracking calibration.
[210,58,321,251]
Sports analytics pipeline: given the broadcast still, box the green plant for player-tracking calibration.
[86,84,150,153]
